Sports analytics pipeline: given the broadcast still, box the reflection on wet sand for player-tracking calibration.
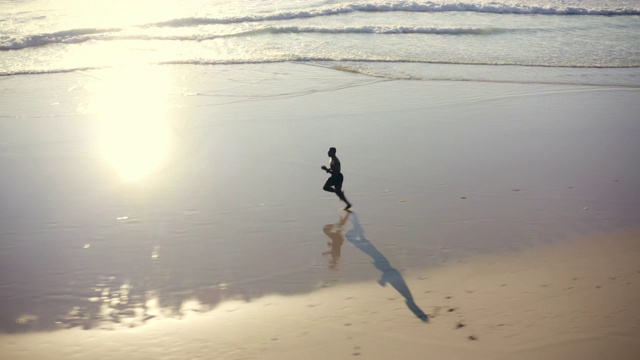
[322,212,350,269]
[1,210,426,333]
[345,212,429,322]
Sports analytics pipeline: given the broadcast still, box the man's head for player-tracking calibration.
[328,147,337,157]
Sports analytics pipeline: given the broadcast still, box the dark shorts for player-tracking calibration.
[324,173,344,191]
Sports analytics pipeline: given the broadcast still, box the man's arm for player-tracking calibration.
[321,165,332,174]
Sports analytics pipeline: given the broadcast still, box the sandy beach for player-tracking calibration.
[1,63,639,359]
[2,230,639,359]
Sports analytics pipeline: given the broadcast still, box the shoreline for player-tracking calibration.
[3,63,640,89]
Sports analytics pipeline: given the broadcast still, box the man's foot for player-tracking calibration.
[343,203,352,211]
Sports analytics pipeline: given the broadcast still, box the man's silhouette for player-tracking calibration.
[321,147,352,210]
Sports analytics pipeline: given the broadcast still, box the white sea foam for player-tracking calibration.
[0,28,120,51]
[261,25,510,35]
[0,26,512,51]
[146,1,640,28]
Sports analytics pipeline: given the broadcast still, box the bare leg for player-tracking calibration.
[335,186,352,210]
[324,175,352,209]
[341,192,352,210]
[323,178,336,193]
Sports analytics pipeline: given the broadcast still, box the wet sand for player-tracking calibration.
[0,63,639,358]
[2,229,638,359]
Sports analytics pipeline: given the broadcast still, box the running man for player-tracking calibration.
[321,147,352,210]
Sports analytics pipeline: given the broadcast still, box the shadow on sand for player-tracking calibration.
[343,211,429,322]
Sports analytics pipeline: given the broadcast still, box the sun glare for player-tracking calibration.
[67,0,184,28]
[92,66,173,182]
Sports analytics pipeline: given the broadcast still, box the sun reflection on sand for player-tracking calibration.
[91,66,173,182]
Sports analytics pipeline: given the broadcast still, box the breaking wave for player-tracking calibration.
[0,28,120,50]
[147,1,640,27]
[0,25,509,51]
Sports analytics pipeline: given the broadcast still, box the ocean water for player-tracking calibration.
[2,0,640,86]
